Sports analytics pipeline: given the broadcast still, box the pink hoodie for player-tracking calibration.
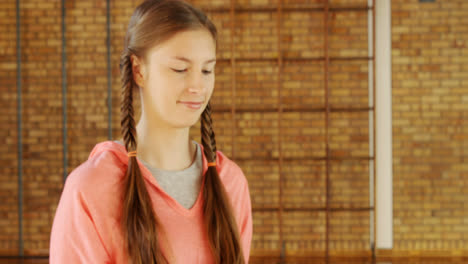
[49,140,252,263]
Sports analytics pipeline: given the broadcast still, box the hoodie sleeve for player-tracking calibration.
[216,150,253,263]
[239,177,253,263]
[49,173,111,264]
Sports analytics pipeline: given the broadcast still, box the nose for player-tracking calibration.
[187,71,204,94]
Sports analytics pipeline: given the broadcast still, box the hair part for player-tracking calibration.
[119,0,244,263]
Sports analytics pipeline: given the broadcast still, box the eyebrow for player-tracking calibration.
[172,56,216,64]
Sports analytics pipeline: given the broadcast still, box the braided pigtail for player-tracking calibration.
[119,52,169,264]
[201,102,245,264]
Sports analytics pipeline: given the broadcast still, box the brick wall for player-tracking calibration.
[0,0,19,253]
[1,0,466,260]
[391,0,468,255]
[0,0,64,254]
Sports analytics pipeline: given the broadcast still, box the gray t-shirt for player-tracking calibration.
[114,140,202,209]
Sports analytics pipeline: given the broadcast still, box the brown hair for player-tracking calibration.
[119,0,244,263]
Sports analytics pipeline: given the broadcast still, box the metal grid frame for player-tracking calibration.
[9,0,376,261]
[205,0,377,262]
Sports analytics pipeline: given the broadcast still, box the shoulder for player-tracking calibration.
[67,143,125,186]
[61,141,127,211]
[214,150,249,194]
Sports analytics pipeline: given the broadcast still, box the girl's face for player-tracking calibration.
[133,29,216,128]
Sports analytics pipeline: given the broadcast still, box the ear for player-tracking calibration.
[130,54,146,88]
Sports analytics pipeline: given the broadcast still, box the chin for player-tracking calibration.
[171,115,201,129]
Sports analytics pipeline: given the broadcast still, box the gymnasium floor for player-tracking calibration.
[1,257,468,264]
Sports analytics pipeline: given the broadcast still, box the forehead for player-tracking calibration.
[147,29,216,63]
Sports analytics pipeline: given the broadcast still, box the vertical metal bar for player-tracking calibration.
[106,0,112,140]
[16,0,23,257]
[277,1,284,262]
[372,0,377,259]
[62,0,68,183]
[324,0,330,262]
[229,0,236,159]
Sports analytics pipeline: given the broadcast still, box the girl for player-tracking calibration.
[49,0,252,263]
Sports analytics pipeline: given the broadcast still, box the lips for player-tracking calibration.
[178,101,203,110]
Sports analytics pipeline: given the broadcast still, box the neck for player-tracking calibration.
[131,115,196,171]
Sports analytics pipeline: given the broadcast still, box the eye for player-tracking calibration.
[202,70,212,75]
[172,68,186,73]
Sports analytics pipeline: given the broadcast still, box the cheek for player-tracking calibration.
[206,75,215,94]
[147,70,178,98]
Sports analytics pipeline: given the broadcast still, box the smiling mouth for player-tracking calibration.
[177,101,203,110]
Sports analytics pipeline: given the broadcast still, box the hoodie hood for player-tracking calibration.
[84,140,215,218]
[88,140,211,175]
[83,140,244,215]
